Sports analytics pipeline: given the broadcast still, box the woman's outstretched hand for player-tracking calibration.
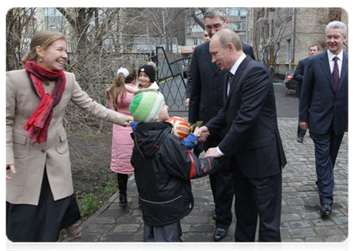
[6,164,16,180]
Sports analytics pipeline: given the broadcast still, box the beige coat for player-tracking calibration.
[6,69,128,205]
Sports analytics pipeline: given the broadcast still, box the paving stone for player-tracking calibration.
[84,224,114,233]
[112,224,140,233]
[288,228,316,238]
[315,226,344,236]
[281,213,302,222]
[289,221,312,229]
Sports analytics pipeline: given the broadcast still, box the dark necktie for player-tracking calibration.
[227,72,234,96]
[332,56,340,93]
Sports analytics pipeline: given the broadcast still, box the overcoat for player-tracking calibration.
[6,69,127,205]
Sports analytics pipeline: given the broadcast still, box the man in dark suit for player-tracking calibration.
[185,30,210,108]
[293,45,319,143]
[188,8,255,241]
[200,29,287,242]
[299,21,348,217]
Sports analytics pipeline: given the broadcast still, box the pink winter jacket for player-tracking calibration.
[108,83,137,174]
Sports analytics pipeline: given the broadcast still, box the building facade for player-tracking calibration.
[247,7,348,75]
[181,8,249,55]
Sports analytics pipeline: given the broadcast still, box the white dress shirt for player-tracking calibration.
[217,53,247,156]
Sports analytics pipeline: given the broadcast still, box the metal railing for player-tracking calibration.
[155,46,191,114]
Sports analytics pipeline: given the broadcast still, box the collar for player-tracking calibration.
[230,53,246,75]
[327,49,343,62]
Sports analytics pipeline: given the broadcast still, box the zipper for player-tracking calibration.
[139,195,182,204]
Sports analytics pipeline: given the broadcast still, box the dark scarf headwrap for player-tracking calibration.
[23,60,66,145]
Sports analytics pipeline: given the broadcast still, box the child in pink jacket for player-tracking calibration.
[107,67,138,207]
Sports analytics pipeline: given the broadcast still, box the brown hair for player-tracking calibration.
[109,67,137,111]
[21,30,66,63]
[308,44,320,51]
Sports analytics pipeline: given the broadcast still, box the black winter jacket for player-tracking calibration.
[130,122,219,226]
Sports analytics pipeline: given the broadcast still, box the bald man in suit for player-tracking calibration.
[201,29,286,242]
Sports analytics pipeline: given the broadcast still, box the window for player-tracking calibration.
[229,22,246,31]
[43,8,65,32]
[194,9,203,18]
[227,8,247,16]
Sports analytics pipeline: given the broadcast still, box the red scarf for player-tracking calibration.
[23,60,66,145]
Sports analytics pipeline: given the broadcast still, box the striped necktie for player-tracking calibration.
[332,56,340,93]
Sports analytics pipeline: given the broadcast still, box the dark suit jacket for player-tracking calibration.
[188,41,255,148]
[206,56,287,179]
[293,58,308,99]
[188,41,255,122]
[242,42,255,61]
[299,51,348,135]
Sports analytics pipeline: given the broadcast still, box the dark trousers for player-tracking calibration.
[232,161,282,242]
[209,157,234,229]
[310,130,344,204]
[143,221,182,242]
[201,135,233,229]
[117,173,128,195]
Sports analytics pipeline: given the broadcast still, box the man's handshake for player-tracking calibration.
[193,126,210,142]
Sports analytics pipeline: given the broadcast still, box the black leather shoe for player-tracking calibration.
[212,210,217,220]
[320,203,332,217]
[297,137,304,143]
[214,227,227,241]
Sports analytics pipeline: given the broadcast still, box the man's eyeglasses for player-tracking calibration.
[205,20,225,31]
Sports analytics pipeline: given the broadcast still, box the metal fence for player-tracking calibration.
[155,47,191,114]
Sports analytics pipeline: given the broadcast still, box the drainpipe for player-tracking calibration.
[289,7,296,72]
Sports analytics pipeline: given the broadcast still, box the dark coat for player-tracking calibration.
[188,41,255,148]
[206,56,287,179]
[130,122,219,226]
[293,58,308,99]
[299,51,348,135]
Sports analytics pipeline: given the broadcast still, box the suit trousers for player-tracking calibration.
[204,135,234,229]
[143,221,182,242]
[310,130,344,205]
[212,156,234,229]
[232,158,282,242]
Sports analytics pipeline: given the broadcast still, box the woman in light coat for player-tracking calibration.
[107,67,137,207]
[6,30,132,242]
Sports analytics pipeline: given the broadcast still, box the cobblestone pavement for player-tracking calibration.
[79,118,348,243]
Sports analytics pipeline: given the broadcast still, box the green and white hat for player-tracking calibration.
[129,91,164,122]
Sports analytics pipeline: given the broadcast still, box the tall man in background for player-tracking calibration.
[188,8,254,241]
[299,21,348,217]
[185,30,210,108]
